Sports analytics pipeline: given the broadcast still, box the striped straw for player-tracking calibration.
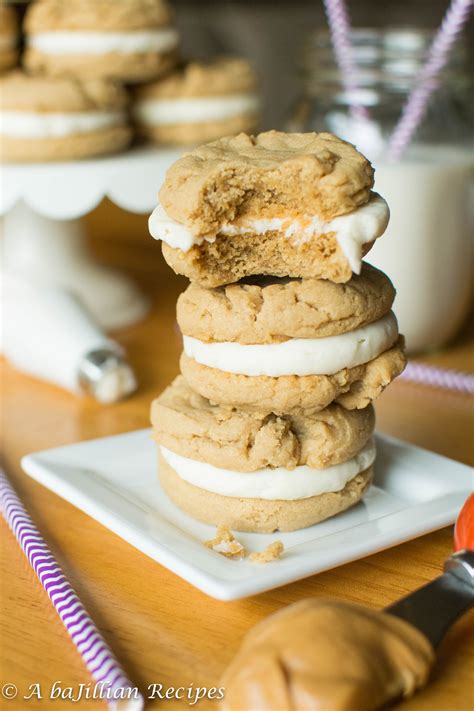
[400,362,474,395]
[387,0,473,160]
[322,0,369,121]
[0,468,144,711]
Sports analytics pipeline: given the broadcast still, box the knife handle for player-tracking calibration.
[386,550,474,647]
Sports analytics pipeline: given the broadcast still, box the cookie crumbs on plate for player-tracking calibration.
[249,541,284,563]
[205,525,246,559]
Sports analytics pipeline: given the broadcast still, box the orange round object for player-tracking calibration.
[454,493,474,551]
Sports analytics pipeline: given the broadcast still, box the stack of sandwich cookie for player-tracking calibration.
[0,71,131,162]
[0,4,19,73]
[133,58,260,145]
[24,0,178,83]
[149,130,406,533]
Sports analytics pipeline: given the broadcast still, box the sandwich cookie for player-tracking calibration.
[177,265,406,411]
[0,71,132,162]
[149,131,389,287]
[24,0,178,83]
[133,58,260,145]
[152,376,375,532]
[0,4,18,73]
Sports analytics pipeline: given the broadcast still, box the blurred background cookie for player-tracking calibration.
[23,0,179,83]
[0,71,132,161]
[132,57,260,145]
[0,3,19,73]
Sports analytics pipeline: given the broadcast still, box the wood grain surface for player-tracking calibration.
[1,201,473,710]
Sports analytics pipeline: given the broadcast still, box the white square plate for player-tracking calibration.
[22,431,472,601]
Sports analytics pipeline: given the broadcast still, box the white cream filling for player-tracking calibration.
[0,35,17,51]
[133,93,260,126]
[0,110,125,139]
[148,194,389,274]
[28,28,179,55]
[183,311,398,377]
[160,439,376,500]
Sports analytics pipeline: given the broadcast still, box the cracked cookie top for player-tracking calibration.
[177,263,395,344]
[151,375,375,472]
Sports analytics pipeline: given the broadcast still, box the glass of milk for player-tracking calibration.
[290,28,473,353]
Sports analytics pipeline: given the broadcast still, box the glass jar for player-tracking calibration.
[289,29,474,354]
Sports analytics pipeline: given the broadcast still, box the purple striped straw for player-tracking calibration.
[0,468,144,711]
[400,362,474,396]
[387,0,473,160]
[323,0,369,121]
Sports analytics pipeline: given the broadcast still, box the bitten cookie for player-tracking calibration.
[0,5,18,73]
[149,131,389,286]
[133,58,260,145]
[151,375,375,471]
[0,71,132,162]
[24,0,178,83]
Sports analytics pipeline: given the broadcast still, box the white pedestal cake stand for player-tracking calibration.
[1,145,182,331]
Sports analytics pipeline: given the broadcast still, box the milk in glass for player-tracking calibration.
[291,28,473,352]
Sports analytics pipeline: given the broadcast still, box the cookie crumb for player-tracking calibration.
[205,525,246,559]
[249,541,284,563]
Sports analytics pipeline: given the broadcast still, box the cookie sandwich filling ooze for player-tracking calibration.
[182,311,398,377]
[160,439,376,500]
[149,192,389,274]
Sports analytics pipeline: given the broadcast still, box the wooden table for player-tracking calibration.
[2,201,473,710]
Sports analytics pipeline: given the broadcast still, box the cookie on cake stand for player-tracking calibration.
[133,58,260,145]
[1,72,132,163]
[0,72,183,330]
[24,0,179,83]
[0,71,181,330]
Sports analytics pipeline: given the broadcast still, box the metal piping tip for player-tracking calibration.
[78,348,137,404]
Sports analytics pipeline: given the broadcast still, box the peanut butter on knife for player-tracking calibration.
[221,599,434,711]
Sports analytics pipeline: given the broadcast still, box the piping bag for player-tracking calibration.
[1,273,137,403]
